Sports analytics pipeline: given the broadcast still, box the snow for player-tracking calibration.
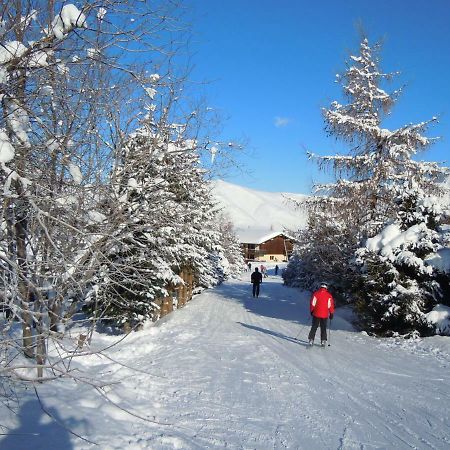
[144,87,157,99]
[0,41,28,64]
[236,229,293,245]
[425,248,450,274]
[5,99,31,147]
[149,74,160,83]
[87,210,107,224]
[210,145,218,163]
[0,129,14,163]
[211,180,307,238]
[86,48,100,58]
[367,223,428,258]
[55,195,78,206]
[1,272,449,449]
[426,304,450,336]
[127,177,138,189]
[51,5,87,39]
[97,7,107,21]
[0,67,6,84]
[67,162,82,184]
[28,50,48,67]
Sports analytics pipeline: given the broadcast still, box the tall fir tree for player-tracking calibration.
[88,102,230,329]
[288,36,448,298]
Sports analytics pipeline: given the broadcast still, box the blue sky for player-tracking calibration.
[186,0,450,194]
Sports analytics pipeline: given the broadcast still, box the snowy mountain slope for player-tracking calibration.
[2,270,449,449]
[211,179,307,234]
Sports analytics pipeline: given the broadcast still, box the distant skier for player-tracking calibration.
[308,283,334,346]
[251,267,263,298]
[275,265,279,275]
[261,265,268,278]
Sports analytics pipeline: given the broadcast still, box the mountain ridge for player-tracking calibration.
[211,179,307,237]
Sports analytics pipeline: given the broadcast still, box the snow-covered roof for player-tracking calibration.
[236,228,293,244]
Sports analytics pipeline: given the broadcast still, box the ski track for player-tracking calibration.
[1,274,450,450]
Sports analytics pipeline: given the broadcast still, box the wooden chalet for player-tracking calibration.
[238,230,295,262]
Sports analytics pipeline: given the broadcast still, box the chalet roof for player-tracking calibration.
[236,228,294,244]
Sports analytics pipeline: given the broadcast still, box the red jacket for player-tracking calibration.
[310,288,335,319]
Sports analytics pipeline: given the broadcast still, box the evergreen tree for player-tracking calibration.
[87,109,182,328]
[214,216,245,279]
[288,36,448,297]
[88,102,228,328]
[354,183,448,336]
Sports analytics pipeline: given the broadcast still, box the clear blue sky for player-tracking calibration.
[186,0,450,194]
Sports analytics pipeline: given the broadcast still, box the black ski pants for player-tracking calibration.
[252,282,260,297]
[308,316,328,341]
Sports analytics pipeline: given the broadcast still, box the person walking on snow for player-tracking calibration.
[251,267,263,297]
[308,283,334,346]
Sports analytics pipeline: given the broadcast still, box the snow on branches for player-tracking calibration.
[287,35,450,336]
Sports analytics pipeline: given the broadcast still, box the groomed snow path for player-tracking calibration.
[2,273,450,449]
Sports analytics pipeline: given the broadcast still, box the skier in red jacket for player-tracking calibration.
[308,283,335,346]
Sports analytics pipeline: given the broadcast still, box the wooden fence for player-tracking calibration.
[154,267,194,321]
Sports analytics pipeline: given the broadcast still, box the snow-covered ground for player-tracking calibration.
[2,266,450,449]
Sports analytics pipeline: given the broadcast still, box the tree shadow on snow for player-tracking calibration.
[215,279,357,333]
[0,398,89,450]
[237,322,311,347]
[216,279,312,325]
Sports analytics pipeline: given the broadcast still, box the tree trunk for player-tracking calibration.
[15,212,34,358]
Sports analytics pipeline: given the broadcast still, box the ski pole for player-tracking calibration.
[328,317,332,346]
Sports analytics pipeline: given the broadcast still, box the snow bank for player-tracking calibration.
[366,223,402,253]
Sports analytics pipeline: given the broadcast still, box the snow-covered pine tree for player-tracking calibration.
[155,119,228,291]
[288,36,448,297]
[281,247,304,287]
[88,97,228,329]
[354,183,449,336]
[85,107,180,329]
[214,215,245,279]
